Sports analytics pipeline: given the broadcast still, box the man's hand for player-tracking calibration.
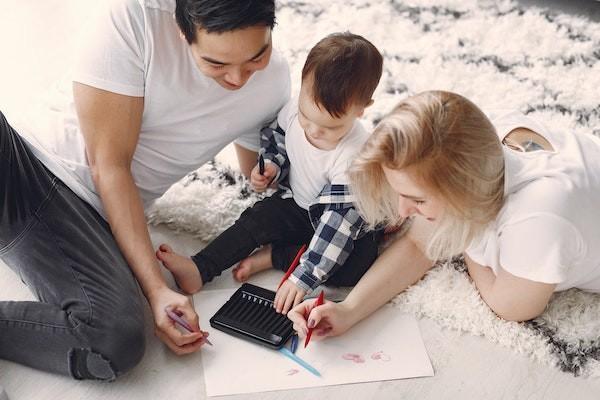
[148,286,207,355]
[250,162,278,192]
[274,280,307,314]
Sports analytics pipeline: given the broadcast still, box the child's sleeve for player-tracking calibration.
[288,184,365,293]
[259,124,289,184]
[258,100,295,183]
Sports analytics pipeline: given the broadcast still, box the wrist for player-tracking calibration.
[143,280,169,303]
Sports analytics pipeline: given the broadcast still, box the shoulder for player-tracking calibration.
[327,121,370,181]
[267,50,291,79]
[104,0,146,18]
[94,0,147,37]
[251,49,290,92]
[243,49,291,114]
[340,120,370,151]
[276,97,298,132]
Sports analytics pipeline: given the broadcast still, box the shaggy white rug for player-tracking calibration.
[147,0,600,377]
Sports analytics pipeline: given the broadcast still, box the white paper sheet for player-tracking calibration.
[195,289,434,396]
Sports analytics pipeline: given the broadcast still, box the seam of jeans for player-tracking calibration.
[0,178,60,255]
[36,217,94,328]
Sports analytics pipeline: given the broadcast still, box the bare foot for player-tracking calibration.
[233,245,273,282]
[156,244,203,294]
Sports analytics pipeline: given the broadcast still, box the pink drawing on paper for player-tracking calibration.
[371,351,391,362]
[286,368,300,376]
[342,353,365,363]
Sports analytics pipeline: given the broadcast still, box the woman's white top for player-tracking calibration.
[466,110,600,293]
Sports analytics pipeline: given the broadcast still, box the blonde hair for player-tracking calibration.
[349,91,505,260]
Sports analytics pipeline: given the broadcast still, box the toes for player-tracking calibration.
[232,266,248,282]
[159,243,173,253]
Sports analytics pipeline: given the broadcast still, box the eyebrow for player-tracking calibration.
[399,193,426,201]
[201,43,270,66]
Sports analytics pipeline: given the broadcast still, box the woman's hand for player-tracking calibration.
[148,286,207,355]
[287,299,357,341]
[250,162,278,192]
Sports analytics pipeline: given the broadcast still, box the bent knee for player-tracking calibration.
[71,316,146,381]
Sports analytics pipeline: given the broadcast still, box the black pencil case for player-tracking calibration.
[209,283,294,349]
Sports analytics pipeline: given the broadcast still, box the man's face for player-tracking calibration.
[188,25,272,90]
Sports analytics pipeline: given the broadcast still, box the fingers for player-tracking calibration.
[174,304,201,332]
[264,163,278,178]
[288,301,311,337]
[281,290,296,315]
[293,291,305,308]
[274,285,287,313]
[155,328,205,355]
[251,176,269,192]
[306,301,328,330]
[313,326,334,340]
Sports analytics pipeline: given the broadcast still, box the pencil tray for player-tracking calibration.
[209,283,294,349]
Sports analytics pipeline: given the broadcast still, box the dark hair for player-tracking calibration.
[175,0,276,44]
[302,32,383,118]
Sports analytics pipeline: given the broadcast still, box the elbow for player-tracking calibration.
[87,160,130,190]
[488,302,544,322]
[88,161,102,188]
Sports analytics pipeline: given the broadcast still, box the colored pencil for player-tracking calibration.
[259,154,265,175]
[304,291,325,348]
[166,308,213,346]
[278,347,321,377]
[277,244,307,289]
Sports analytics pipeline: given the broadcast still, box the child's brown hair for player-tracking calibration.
[302,32,383,118]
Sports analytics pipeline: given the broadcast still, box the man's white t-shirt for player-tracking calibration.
[466,110,600,293]
[276,99,370,210]
[12,0,290,217]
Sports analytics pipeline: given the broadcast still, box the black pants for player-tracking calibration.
[0,111,145,380]
[193,194,383,287]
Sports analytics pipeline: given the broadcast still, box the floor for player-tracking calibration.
[1,1,600,399]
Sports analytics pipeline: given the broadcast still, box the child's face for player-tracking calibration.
[298,83,364,149]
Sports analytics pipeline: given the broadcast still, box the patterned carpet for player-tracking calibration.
[148,0,600,377]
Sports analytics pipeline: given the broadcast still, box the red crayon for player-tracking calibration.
[304,291,325,348]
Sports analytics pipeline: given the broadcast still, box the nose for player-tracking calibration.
[306,124,323,138]
[225,66,250,87]
[397,197,417,218]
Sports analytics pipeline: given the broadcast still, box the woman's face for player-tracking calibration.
[382,167,444,221]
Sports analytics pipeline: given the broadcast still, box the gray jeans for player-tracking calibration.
[0,111,145,381]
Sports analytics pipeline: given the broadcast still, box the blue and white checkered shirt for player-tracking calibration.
[260,125,372,293]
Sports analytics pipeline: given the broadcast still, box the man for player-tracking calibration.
[0,0,289,381]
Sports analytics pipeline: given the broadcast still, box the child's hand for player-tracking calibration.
[250,162,278,192]
[274,280,307,314]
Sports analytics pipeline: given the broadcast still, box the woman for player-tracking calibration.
[288,90,600,340]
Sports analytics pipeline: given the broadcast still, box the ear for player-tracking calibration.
[355,100,374,118]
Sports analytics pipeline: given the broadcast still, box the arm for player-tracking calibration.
[289,205,362,293]
[274,207,358,313]
[234,143,258,179]
[275,184,362,312]
[464,254,555,321]
[259,125,290,184]
[288,216,436,337]
[73,83,205,354]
